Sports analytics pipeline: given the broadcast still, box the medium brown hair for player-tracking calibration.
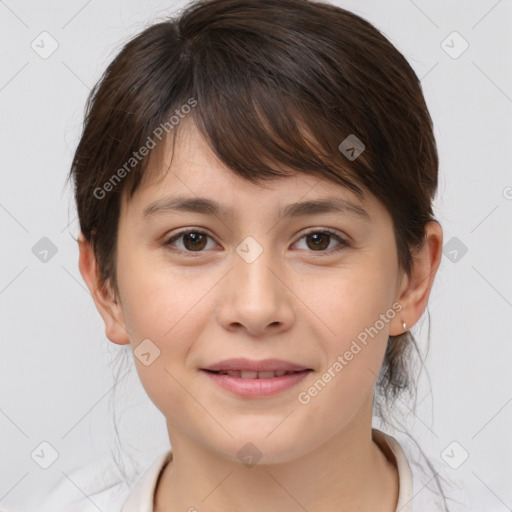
[70,0,438,417]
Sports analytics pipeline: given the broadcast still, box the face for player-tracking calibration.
[111,121,406,463]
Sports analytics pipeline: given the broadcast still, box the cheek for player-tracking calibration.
[121,273,207,365]
[296,254,397,394]
[302,259,397,346]
[118,246,203,338]
[116,257,214,410]
[295,288,394,432]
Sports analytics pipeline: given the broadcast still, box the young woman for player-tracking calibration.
[42,0,470,510]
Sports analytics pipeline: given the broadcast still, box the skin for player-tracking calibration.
[78,120,443,511]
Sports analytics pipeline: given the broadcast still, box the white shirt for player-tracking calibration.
[37,429,471,511]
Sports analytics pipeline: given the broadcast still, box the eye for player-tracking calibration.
[163,227,349,255]
[164,229,218,253]
[293,228,349,254]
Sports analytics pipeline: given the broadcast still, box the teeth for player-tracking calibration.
[240,370,258,379]
[257,371,276,379]
[217,370,298,378]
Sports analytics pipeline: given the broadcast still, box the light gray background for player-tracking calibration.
[1,0,511,509]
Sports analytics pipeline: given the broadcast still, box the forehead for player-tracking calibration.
[120,121,384,224]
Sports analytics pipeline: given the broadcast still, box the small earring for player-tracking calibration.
[402,321,407,332]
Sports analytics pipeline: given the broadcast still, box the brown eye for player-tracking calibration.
[294,229,349,254]
[305,232,331,251]
[182,232,207,251]
[164,229,215,253]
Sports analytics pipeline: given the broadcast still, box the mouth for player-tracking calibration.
[199,359,313,398]
[202,369,311,379]
[202,357,312,374]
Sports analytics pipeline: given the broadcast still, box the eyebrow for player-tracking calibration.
[142,194,371,221]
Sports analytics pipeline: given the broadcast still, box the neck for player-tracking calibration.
[154,404,399,512]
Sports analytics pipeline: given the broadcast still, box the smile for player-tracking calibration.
[200,368,312,398]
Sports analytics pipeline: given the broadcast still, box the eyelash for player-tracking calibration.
[163,227,350,256]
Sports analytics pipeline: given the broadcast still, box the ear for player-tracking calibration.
[77,232,130,345]
[389,221,443,335]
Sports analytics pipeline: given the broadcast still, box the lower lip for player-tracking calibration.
[200,369,312,398]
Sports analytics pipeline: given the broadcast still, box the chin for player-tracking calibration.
[206,426,307,466]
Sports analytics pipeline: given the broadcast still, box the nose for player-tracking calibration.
[215,245,295,337]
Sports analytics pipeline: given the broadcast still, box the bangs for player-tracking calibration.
[135,76,368,201]
[192,79,366,196]
[126,10,379,200]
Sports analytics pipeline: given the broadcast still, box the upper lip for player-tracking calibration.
[202,358,311,372]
